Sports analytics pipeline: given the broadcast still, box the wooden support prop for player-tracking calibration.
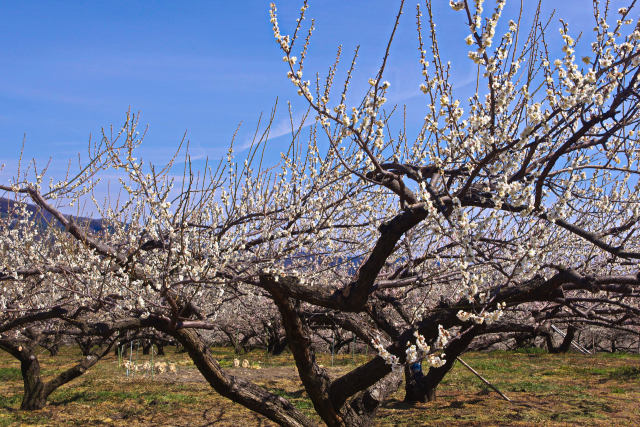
[456,357,511,402]
[550,324,591,354]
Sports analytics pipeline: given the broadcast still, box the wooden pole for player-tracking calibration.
[128,341,133,377]
[331,329,335,367]
[456,357,511,402]
[351,334,356,363]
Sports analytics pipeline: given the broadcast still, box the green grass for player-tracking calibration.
[608,366,640,380]
[0,367,21,381]
[0,393,21,407]
[270,388,314,411]
[1,346,639,426]
[599,351,640,359]
[513,346,547,354]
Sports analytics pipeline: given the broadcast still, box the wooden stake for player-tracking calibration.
[456,357,511,402]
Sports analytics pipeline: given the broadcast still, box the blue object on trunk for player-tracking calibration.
[410,362,424,381]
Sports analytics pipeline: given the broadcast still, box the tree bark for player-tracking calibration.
[47,344,59,357]
[345,369,403,426]
[154,322,314,427]
[267,336,288,355]
[546,325,577,353]
[75,337,94,356]
[269,288,345,426]
[0,337,115,410]
[404,363,428,403]
[19,347,46,410]
[405,327,478,403]
[222,329,245,354]
[267,280,402,427]
[0,340,47,410]
[142,340,151,355]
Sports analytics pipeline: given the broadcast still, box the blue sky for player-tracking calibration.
[0,0,620,202]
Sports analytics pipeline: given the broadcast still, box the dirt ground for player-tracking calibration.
[1,347,639,426]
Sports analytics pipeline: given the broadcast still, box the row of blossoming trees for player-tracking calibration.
[1,0,640,425]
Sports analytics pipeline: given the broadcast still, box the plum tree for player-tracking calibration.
[1,0,639,425]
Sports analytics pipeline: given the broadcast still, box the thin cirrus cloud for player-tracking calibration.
[0,0,610,183]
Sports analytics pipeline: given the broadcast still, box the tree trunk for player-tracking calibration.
[0,337,115,411]
[222,330,244,354]
[546,325,577,353]
[403,362,438,403]
[269,290,344,426]
[345,369,403,426]
[556,325,576,353]
[0,341,47,410]
[155,322,313,427]
[417,363,452,403]
[19,348,47,410]
[75,338,94,356]
[47,344,59,357]
[267,282,404,426]
[267,336,288,355]
[404,363,428,403]
[265,325,289,355]
[404,328,478,403]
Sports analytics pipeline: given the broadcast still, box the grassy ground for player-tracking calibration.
[0,346,638,426]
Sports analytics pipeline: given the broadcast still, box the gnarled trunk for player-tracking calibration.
[267,280,402,427]
[404,328,478,403]
[0,340,48,410]
[0,337,114,410]
[404,363,429,403]
[345,369,403,426]
[19,347,47,410]
[154,321,314,427]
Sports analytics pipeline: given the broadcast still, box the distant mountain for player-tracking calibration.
[0,197,106,234]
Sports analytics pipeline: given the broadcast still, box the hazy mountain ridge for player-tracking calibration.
[0,197,105,233]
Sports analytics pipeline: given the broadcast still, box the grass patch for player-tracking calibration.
[0,394,21,407]
[608,366,640,381]
[598,351,640,359]
[0,367,21,381]
[508,380,552,393]
[1,346,640,425]
[460,358,515,374]
[513,346,547,354]
[271,388,314,411]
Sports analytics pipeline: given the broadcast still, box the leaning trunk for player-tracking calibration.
[0,341,47,410]
[556,325,577,353]
[158,324,313,427]
[19,348,47,410]
[546,325,577,353]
